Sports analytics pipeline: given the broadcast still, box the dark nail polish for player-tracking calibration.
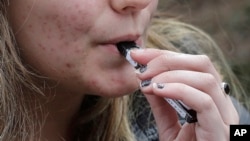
[156,83,165,89]
[141,79,151,87]
[139,65,147,73]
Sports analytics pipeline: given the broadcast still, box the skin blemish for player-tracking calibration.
[66,63,73,68]
[38,43,46,51]
[90,80,97,87]
[47,35,51,39]
[21,15,26,20]
[78,10,82,14]
[75,3,80,9]
[42,46,46,51]
[70,15,77,22]
[111,78,123,85]
[74,48,82,54]
[27,5,31,9]
[52,15,59,20]
[57,22,62,30]
[59,34,65,40]
[64,42,70,47]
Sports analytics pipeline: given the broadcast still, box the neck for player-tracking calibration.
[33,87,85,141]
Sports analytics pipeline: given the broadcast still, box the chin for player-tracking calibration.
[91,83,139,98]
[116,86,139,97]
[111,80,139,97]
[83,70,139,97]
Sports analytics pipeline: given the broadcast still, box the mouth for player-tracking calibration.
[116,41,139,57]
[98,34,142,54]
[101,33,141,46]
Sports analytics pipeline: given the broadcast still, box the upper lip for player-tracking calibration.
[102,34,141,45]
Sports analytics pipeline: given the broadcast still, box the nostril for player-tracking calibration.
[110,0,151,14]
[121,6,139,14]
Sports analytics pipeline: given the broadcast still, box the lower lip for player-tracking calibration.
[99,44,120,55]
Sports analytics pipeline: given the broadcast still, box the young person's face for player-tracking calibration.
[8,0,158,96]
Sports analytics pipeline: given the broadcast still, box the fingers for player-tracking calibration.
[130,48,179,66]
[140,70,237,123]
[131,48,221,82]
[175,123,195,141]
[140,70,217,95]
[145,82,229,140]
[132,48,239,125]
[150,82,223,126]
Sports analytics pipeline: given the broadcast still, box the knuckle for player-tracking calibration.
[200,95,214,111]
[158,54,169,64]
[199,54,210,62]
[155,54,171,70]
[205,73,217,87]
[198,55,213,69]
[175,83,189,94]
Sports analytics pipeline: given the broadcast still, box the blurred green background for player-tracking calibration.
[158,0,250,96]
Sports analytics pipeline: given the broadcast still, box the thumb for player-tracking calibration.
[144,94,181,137]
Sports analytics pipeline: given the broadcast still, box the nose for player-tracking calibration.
[110,0,151,14]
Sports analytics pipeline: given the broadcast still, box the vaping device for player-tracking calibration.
[116,41,197,123]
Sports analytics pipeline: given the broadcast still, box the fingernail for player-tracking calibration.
[153,83,165,89]
[140,79,151,87]
[131,48,144,54]
[135,65,147,74]
[139,65,147,73]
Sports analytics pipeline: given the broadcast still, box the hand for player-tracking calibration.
[131,48,239,141]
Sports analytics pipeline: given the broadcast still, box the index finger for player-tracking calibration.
[130,48,179,65]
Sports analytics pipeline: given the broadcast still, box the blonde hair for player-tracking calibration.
[146,17,250,109]
[0,1,42,140]
[0,1,135,141]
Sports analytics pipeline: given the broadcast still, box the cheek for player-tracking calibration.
[14,3,96,73]
[55,1,99,34]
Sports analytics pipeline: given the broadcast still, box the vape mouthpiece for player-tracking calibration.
[116,41,143,69]
[116,41,139,57]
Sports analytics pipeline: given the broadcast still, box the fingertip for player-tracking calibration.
[152,83,165,89]
[130,48,145,55]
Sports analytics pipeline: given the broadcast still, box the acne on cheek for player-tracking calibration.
[34,3,91,51]
[84,79,102,94]
[89,79,98,87]
[60,3,92,33]
[35,17,80,53]
[38,43,46,51]
[110,77,124,85]
[65,63,74,69]
[43,15,84,46]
